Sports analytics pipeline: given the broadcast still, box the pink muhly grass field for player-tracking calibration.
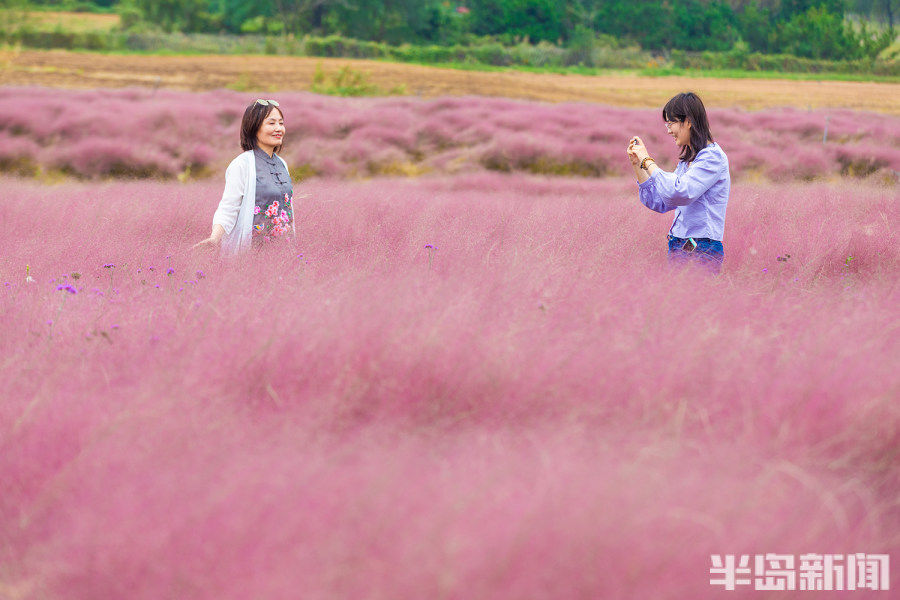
[1,86,899,181]
[1,172,897,598]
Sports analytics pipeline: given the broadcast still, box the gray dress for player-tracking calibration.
[252,147,294,244]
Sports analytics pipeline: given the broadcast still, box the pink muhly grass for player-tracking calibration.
[0,132,41,173]
[347,123,417,153]
[767,146,835,181]
[832,143,900,177]
[1,87,898,181]
[49,139,181,178]
[1,173,897,598]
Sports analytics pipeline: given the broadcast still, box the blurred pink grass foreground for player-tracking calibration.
[1,86,899,181]
[1,173,898,598]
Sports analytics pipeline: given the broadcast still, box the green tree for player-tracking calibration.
[270,0,349,34]
[737,2,778,51]
[778,0,847,19]
[207,0,271,33]
[883,0,897,27]
[467,0,565,43]
[326,0,439,43]
[594,0,736,51]
[132,0,219,32]
[671,0,737,50]
[778,5,868,57]
[850,0,898,28]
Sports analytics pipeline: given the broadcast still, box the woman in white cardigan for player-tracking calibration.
[194,99,295,255]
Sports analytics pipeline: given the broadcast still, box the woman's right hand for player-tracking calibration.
[192,237,219,251]
[627,136,652,184]
[193,224,226,251]
[626,137,641,165]
[629,137,650,162]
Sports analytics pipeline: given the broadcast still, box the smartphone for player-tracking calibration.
[682,238,697,252]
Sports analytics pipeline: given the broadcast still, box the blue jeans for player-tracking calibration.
[667,235,724,273]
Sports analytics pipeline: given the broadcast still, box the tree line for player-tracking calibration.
[15,1,900,60]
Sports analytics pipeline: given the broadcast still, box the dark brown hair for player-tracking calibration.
[240,101,284,153]
[662,92,713,164]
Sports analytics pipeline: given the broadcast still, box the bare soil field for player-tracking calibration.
[2,49,899,112]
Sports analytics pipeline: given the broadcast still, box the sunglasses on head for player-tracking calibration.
[255,99,280,107]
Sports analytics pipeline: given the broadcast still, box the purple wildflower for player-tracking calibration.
[56,284,77,294]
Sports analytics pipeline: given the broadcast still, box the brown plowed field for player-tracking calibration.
[2,49,899,113]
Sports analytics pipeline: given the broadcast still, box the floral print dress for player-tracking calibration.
[251,147,294,246]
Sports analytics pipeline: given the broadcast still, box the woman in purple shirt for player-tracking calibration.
[627,92,730,273]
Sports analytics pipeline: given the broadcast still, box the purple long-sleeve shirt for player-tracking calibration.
[637,142,730,241]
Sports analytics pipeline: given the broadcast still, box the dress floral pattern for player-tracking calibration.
[253,193,294,243]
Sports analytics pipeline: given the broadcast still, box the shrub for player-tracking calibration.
[309,64,405,97]
[304,34,389,59]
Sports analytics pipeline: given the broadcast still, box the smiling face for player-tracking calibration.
[665,118,692,147]
[256,108,284,155]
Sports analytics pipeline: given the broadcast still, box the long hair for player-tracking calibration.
[662,92,713,164]
[240,102,284,153]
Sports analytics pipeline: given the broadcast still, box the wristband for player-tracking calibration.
[640,157,655,170]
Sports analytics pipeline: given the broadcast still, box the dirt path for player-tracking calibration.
[2,49,899,113]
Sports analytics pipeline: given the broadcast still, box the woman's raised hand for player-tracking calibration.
[626,137,640,165]
[628,136,650,163]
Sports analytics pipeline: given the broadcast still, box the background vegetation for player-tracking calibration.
[1,1,898,75]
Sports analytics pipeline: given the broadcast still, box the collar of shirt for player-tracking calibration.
[254,146,278,164]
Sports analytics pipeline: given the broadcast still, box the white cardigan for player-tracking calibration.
[212,150,291,255]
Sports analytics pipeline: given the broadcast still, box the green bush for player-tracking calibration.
[514,40,565,67]
[309,63,405,97]
[564,25,596,67]
[669,47,900,76]
[10,28,116,50]
[470,42,512,66]
[117,2,143,31]
[304,34,389,59]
